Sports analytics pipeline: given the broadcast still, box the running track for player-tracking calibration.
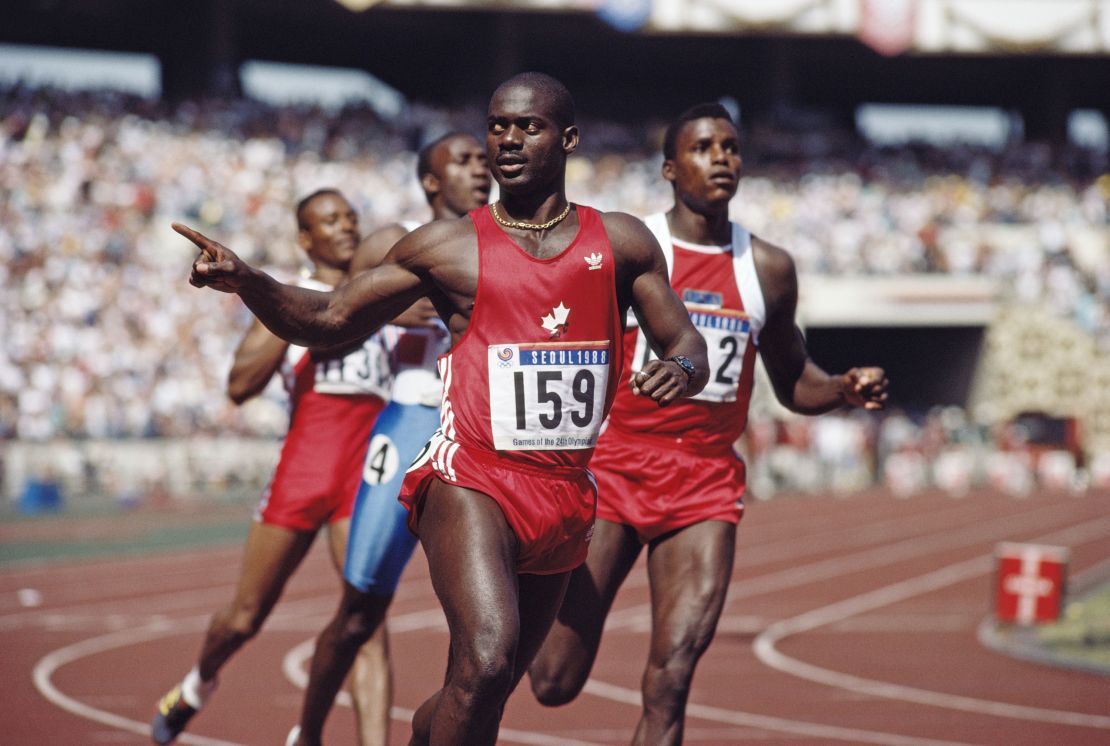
[3,487,1108,745]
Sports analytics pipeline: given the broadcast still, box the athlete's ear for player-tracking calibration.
[661,158,677,183]
[562,125,579,155]
[421,172,441,198]
[296,227,312,253]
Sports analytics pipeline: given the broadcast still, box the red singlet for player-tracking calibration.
[256,277,389,531]
[593,214,766,541]
[401,205,622,573]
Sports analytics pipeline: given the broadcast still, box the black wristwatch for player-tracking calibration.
[667,355,696,382]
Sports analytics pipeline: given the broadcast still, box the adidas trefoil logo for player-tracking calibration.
[584,252,603,271]
[541,302,571,338]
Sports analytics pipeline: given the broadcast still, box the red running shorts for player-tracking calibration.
[257,393,385,532]
[591,426,745,543]
[399,432,596,575]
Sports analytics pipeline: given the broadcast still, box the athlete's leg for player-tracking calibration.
[509,571,572,694]
[634,519,736,746]
[297,405,433,745]
[528,518,642,705]
[302,518,390,746]
[349,616,391,745]
[294,580,393,746]
[198,521,317,680]
[408,479,528,746]
[152,521,317,743]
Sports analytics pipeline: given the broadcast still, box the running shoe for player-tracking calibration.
[151,684,197,744]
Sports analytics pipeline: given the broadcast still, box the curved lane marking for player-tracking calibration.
[283,609,974,746]
[31,619,243,746]
[282,636,604,746]
[581,679,974,746]
[753,515,1110,730]
[30,496,1108,744]
[608,500,1078,630]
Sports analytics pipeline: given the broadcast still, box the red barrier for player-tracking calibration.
[994,542,1069,625]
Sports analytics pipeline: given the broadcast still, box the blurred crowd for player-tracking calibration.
[742,405,1108,499]
[1,86,1107,493]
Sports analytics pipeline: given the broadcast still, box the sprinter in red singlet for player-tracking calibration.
[176,73,709,746]
[529,103,889,745]
[151,190,389,745]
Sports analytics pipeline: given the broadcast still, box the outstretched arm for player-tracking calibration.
[350,223,440,329]
[350,223,407,277]
[754,237,888,414]
[227,319,288,404]
[180,223,428,348]
[607,213,709,406]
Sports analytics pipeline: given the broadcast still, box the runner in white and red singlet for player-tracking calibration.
[529,103,888,745]
[176,73,709,746]
[152,189,390,745]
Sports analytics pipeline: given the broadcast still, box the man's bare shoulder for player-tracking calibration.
[597,210,658,258]
[598,209,650,237]
[394,215,476,268]
[352,223,411,275]
[751,234,797,302]
[365,222,410,246]
[406,214,474,245]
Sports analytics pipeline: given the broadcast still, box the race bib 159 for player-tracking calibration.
[488,341,610,450]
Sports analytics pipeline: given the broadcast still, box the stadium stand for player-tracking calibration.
[0,83,1106,505]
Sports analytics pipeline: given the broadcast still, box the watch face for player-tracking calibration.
[670,356,694,376]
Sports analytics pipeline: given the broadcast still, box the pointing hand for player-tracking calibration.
[176,223,250,294]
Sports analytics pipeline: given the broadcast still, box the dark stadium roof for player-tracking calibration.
[5,0,1108,139]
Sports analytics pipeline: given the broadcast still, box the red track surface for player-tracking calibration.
[3,487,1108,745]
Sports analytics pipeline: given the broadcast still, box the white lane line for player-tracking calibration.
[0,585,236,630]
[738,497,1013,566]
[282,636,605,746]
[2,547,245,601]
[582,679,975,746]
[29,493,1106,745]
[29,601,442,745]
[31,619,243,746]
[283,605,973,746]
[0,585,345,632]
[753,514,1110,730]
[607,500,1082,630]
[611,495,1010,593]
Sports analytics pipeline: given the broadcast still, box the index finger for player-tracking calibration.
[173,223,216,256]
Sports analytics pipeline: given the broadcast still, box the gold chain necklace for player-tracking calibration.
[491,201,572,231]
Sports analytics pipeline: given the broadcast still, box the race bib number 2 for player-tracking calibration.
[633,307,750,403]
[488,342,610,451]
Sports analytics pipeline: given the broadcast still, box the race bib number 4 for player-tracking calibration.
[488,342,610,451]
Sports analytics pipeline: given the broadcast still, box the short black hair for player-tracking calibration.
[493,72,576,129]
[416,132,470,181]
[662,103,736,160]
[295,188,343,230]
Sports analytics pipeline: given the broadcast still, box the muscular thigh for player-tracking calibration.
[558,519,641,633]
[529,519,640,689]
[234,521,316,606]
[417,479,520,638]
